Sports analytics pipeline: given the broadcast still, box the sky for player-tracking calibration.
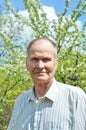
[0,0,85,23]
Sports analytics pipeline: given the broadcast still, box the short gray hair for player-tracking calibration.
[26,37,57,58]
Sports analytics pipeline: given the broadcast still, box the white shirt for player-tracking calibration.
[7,79,86,130]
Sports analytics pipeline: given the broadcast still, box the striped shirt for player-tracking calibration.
[7,79,86,130]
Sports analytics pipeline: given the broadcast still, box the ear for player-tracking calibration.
[26,58,29,71]
[54,58,58,71]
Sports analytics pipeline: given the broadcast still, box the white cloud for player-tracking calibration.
[76,20,82,29]
[1,5,85,44]
[18,10,29,18]
[43,6,58,21]
[18,6,58,22]
[18,6,85,42]
[68,15,83,30]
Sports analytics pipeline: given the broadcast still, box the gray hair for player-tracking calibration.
[26,37,57,58]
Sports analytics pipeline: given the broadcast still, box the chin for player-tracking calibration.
[34,77,48,82]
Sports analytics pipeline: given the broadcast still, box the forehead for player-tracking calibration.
[29,39,55,53]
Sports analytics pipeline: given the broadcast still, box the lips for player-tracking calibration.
[34,71,48,75]
[35,72,46,74]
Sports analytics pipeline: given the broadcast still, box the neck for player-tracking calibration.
[34,79,54,98]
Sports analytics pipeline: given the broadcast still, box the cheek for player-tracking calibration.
[26,61,31,71]
[26,61,35,71]
[49,62,57,73]
[46,63,55,72]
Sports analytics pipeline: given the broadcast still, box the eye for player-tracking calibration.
[43,58,51,62]
[31,58,38,61]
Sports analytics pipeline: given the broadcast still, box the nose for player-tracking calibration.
[35,60,44,69]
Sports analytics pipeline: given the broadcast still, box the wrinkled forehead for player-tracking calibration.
[29,40,55,55]
[31,39,54,48]
[27,38,56,52]
[26,38,57,58]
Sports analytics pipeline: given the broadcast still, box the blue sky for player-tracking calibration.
[0,0,85,22]
[1,0,82,13]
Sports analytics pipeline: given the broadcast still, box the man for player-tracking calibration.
[7,38,86,130]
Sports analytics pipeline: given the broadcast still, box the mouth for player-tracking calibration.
[34,72,46,75]
[37,71,45,73]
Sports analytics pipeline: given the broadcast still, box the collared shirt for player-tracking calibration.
[7,79,86,130]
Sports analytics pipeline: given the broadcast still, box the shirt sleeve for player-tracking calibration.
[7,100,19,130]
[73,91,86,130]
[7,91,30,130]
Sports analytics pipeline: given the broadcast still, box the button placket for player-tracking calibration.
[33,99,41,130]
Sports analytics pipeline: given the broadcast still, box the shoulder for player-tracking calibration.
[56,81,86,99]
[17,89,32,99]
[14,89,32,108]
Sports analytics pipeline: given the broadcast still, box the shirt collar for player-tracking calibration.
[28,78,58,102]
[45,79,59,102]
[28,88,36,102]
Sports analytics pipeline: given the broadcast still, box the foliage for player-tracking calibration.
[0,0,86,129]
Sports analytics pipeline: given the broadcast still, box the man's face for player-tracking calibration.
[26,39,57,83]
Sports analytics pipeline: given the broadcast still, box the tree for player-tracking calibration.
[0,2,33,129]
[0,0,86,129]
[23,0,86,90]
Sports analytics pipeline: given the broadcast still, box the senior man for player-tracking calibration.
[7,38,86,130]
